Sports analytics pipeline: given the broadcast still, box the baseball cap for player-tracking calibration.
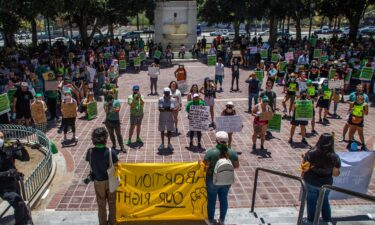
[307,79,312,84]
[215,131,228,143]
[35,93,42,98]
[262,96,269,102]
[226,101,234,106]
[21,82,28,87]
[164,87,171,94]
[133,85,140,91]
[193,93,199,98]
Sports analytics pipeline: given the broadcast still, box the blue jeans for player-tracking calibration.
[306,183,331,222]
[248,93,259,111]
[206,176,231,223]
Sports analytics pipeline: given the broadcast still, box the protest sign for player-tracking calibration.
[119,60,126,70]
[7,88,17,103]
[260,49,268,59]
[320,55,328,65]
[232,50,241,58]
[104,52,111,60]
[313,49,322,59]
[31,102,46,123]
[255,70,264,82]
[153,50,162,59]
[207,55,216,66]
[115,162,207,221]
[42,71,55,81]
[61,102,77,118]
[134,57,141,67]
[86,66,96,82]
[215,115,243,133]
[351,69,361,79]
[45,81,59,91]
[328,68,337,79]
[109,72,117,79]
[285,52,294,61]
[330,152,375,200]
[267,114,281,132]
[344,68,352,84]
[295,100,313,121]
[359,67,374,81]
[328,80,344,89]
[189,105,210,131]
[271,53,279,63]
[87,101,98,120]
[0,93,10,115]
[250,47,257,54]
[259,111,273,121]
[279,61,288,73]
[139,52,146,61]
[177,80,188,94]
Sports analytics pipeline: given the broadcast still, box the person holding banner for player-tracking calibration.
[158,88,176,150]
[316,80,331,124]
[13,82,34,127]
[186,93,206,149]
[301,133,341,223]
[282,73,299,118]
[289,91,310,145]
[221,101,238,148]
[61,90,78,143]
[31,93,48,133]
[203,131,239,225]
[200,77,216,128]
[347,94,369,151]
[127,85,144,145]
[252,96,273,150]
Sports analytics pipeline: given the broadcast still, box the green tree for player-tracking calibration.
[0,0,22,47]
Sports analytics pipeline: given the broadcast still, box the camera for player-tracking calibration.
[83,173,95,184]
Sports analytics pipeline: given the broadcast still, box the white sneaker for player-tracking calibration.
[204,219,214,225]
[168,144,174,150]
[158,144,164,150]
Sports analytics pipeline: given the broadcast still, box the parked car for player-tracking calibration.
[359,26,375,36]
[122,31,142,40]
[313,26,331,35]
[222,30,248,40]
[209,29,229,36]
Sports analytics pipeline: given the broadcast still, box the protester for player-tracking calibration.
[148,63,160,96]
[282,73,299,118]
[230,57,241,92]
[301,133,341,223]
[31,93,48,133]
[289,91,311,145]
[104,93,126,153]
[61,90,78,143]
[81,92,95,119]
[202,131,239,225]
[330,74,342,118]
[174,64,187,82]
[245,72,260,113]
[317,79,331,124]
[215,58,225,92]
[169,81,182,134]
[158,87,176,150]
[127,85,144,145]
[13,82,34,126]
[306,80,318,134]
[200,77,216,128]
[252,96,273,150]
[85,127,118,225]
[187,84,200,102]
[186,93,206,148]
[267,63,277,84]
[347,94,369,151]
[221,102,237,148]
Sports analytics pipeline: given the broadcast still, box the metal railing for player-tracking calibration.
[251,167,307,225]
[313,185,375,225]
[0,125,53,202]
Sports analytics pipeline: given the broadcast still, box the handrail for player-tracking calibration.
[251,167,307,225]
[313,184,375,225]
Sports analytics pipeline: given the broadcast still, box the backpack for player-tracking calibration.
[213,158,235,185]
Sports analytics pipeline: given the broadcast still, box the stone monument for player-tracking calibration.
[154,0,197,50]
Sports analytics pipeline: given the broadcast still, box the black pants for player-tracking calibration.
[189,131,202,143]
[47,98,57,119]
[231,71,239,90]
[62,118,76,134]
[0,183,31,225]
[105,120,124,148]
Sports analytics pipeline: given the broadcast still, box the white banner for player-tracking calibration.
[189,105,210,131]
[215,115,243,133]
[285,52,294,61]
[328,79,344,89]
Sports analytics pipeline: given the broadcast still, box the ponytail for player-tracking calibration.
[219,144,229,159]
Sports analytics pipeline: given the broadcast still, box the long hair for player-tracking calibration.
[169,81,178,90]
[190,84,199,93]
[308,133,336,169]
[219,143,229,159]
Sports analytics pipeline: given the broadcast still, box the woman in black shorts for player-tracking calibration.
[347,94,368,150]
[289,91,310,145]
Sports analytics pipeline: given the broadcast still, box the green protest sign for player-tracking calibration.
[295,100,313,121]
[0,93,10,115]
[329,68,337,79]
[279,61,287,73]
[320,55,328,65]
[351,69,361,79]
[255,70,264,82]
[271,53,279,62]
[109,72,117,79]
[260,49,268,59]
[7,88,17,104]
[134,57,141,67]
[267,114,281,132]
[153,50,162,59]
[119,60,126,70]
[104,52,111,60]
[139,52,146,61]
[314,49,322,59]
[344,68,352,84]
[207,55,216,66]
[87,101,98,120]
[359,67,374,81]
[309,37,317,47]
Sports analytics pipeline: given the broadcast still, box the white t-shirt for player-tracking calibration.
[171,89,182,108]
[148,67,160,78]
[215,63,224,76]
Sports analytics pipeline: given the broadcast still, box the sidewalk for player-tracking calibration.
[31,205,375,225]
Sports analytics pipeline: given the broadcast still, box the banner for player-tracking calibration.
[7,88,17,104]
[267,114,281,132]
[320,55,328,65]
[87,101,98,120]
[260,49,268,59]
[0,93,10,115]
[313,49,322,59]
[330,152,375,200]
[255,70,264,82]
[134,57,141,67]
[344,68,352,84]
[189,105,210,131]
[328,68,337,79]
[271,53,279,63]
[285,52,294,61]
[31,102,46,123]
[115,162,207,221]
[279,61,288,73]
[215,115,243,133]
[295,100,313,121]
[119,60,126,70]
[153,50,162,59]
[207,55,216,66]
[328,80,344,89]
[359,67,374,81]
[45,81,59,91]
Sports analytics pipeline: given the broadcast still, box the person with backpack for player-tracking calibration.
[202,131,239,225]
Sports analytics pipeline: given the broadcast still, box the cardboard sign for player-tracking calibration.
[295,100,313,121]
[0,93,10,115]
[119,60,126,70]
[259,111,273,121]
[359,67,374,81]
[285,52,294,61]
[260,49,268,59]
[328,68,337,79]
[31,102,47,123]
[42,71,55,81]
[271,53,279,63]
[255,70,264,82]
[207,55,216,66]
[61,102,77,118]
[267,114,281,132]
[320,55,328,65]
[189,105,210,131]
[313,49,322,59]
[45,81,59,91]
[87,101,98,120]
[215,115,243,133]
[153,50,162,59]
[328,80,344,89]
[232,50,241,58]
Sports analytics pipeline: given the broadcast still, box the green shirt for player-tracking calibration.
[45,90,59,99]
[128,94,144,116]
[185,99,205,112]
[104,100,121,121]
[204,145,238,176]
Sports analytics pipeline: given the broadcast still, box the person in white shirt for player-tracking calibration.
[215,57,225,92]
[147,63,160,96]
[297,51,309,65]
[169,81,182,134]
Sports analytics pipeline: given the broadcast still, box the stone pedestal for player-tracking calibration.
[154,0,197,50]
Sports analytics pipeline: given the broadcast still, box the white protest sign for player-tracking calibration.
[285,52,294,61]
[250,47,258,54]
[189,105,210,131]
[44,81,58,91]
[148,67,159,76]
[215,115,243,133]
[328,79,344,89]
[330,151,375,200]
[86,66,96,83]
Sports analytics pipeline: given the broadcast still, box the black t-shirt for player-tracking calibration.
[303,150,341,187]
[15,89,33,110]
[260,91,276,111]
[85,147,119,181]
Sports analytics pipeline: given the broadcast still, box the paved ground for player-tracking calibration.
[42,62,375,211]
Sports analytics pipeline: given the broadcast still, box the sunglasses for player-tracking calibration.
[226,106,233,109]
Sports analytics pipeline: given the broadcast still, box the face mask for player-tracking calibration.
[290,78,296,82]
[0,139,4,148]
[66,96,71,101]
